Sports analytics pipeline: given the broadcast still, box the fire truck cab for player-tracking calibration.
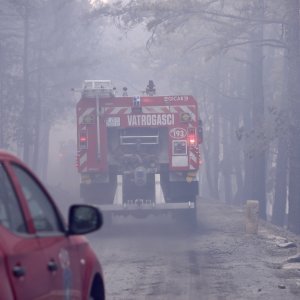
[76,80,202,225]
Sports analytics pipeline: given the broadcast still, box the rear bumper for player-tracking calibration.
[95,202,195,212]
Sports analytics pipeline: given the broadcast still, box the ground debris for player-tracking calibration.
[95,200,300,300]
[280,254,300,274]
[265,261,282,269]
[290,279,300,294]
[277,241,297,249]
[278,284,286,289]
[286,254,300,263]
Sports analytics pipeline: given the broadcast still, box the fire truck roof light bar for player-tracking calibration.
[82,80,115,98]
[83,80,112,90]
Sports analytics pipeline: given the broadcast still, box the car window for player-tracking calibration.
[0,163,27,233]
[12,164,63,234]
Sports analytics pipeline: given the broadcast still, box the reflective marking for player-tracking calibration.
[104,105,196,120]
[80,153,87,166]
[189,150,198,169]
[79,107,95,125]
[170,106,196,121]
[105,107,131,114]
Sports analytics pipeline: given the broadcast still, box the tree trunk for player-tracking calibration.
[231,111,243,205]
[202,140,215,198]
[242,45,254,203]
[250,0,266,220]
[272,138,288,226]
[212,99,220,199]
[32,45,42,173]
[272,47,289,227]
[222,118,233,203]
[22,0,31,164]
[211,58,221,200]
[40,120,50,182]
[286,0,300,233]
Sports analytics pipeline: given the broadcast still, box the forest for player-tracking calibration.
[1,0,300,233]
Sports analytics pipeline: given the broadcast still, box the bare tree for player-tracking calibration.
[286,0,300,233]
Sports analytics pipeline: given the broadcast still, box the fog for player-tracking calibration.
[3,1,300,298]
[1,1,300,232]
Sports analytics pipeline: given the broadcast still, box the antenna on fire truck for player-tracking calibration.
[122,87,128,96]
[146,80,156,96]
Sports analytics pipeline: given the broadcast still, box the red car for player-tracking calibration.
[0,151,105,300]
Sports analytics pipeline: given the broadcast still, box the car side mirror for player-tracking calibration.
[68,204,103,235]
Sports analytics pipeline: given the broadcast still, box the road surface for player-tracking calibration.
[87,200,300,300]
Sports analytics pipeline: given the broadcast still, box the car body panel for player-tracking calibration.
[73,237,104,299]
[0,245,14,300]
[0,226,52,299]
[0,150,105,300]
[37,235,83,299]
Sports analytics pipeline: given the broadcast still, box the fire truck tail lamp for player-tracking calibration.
[188,128,197,146]
[189,136,196,145]
[79,130,88,150]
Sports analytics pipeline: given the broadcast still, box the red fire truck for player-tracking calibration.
[76,80,202,225]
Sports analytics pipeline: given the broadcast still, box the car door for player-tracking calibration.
[0,162,50,300]
[11,163,83,300]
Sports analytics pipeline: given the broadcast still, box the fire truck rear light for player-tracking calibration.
[189,137,196,144]
[79,130,88,150]
[188,128,197,145]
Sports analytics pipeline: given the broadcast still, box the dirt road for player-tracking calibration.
[88,199,300,300]
[49,173,300,299]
